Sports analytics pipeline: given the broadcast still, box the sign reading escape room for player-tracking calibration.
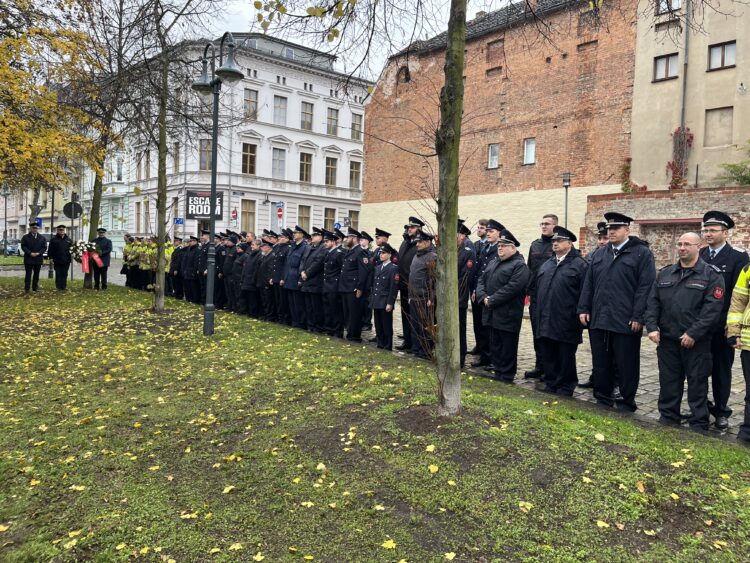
[186,190,224,219]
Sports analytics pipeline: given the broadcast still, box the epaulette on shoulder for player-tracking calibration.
[658,264,671,271]
[709,264,722,273]
[742,263,750,274]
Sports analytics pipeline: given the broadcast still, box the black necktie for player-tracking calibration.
[710,249,716,261]
[613,248,620,257]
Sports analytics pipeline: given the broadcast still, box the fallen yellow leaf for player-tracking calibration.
[636,481,645,493]
[447,480,456,486]
[518,501,533,513]
[115,543,126,550]
[228,542,243,551]
[582,476,593,484]
[63,539,78,549]
[209,547,221,554]
[382,539,396,549]
[425,444,436,452]
[445,553,456,560]
[68,530,82,538]
[148,465,160,471]
[594,433,605,441]
[0,525,9,533]
[671,461,685,468]
[316,463,326,472]
[253,552,265,561]
[222,486,235,494]
[720,474,730,480]
[597,520,610,528]
[374,504,385,511]
[670,493,679,500]
[428,464,439,474]
[644,529,656,536]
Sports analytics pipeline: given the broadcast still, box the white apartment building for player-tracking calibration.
[89,33,372,255]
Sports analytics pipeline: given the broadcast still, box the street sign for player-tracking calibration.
[231,207,238,220]
[63,202,83,219]
[334,222,341,230]
[174,217,184,225]
[186,190,224,219]
[275,202,284,219]
[33,217,42,227]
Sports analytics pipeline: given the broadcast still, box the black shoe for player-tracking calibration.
[715,416,729,430]
[395,343,411,351]
[483,365,495,372]
[471,359,489,368]
[524,367,543,379]
[468,346,478,355]
[658,416,680,427]
[613,386,623,400]
[535,382,553,393]
[680,411,691,421]
[577,378,594,388]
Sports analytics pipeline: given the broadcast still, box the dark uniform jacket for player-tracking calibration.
[370,261,399,309]
[397,235,418,285]
[338,245,371,293]
[699,244,750,328]
[476,251,530,332]
[645,259,725,342]
[181,245,198,280]
[577,236,656,334]
[527,235,554,296]
[48,234,72,265]
[283,241,307,289]
[197,242,209,275]
[270,243,289,284]
[534,249,588,344]
[408,246,437,301]
[257,251,273,288]
[169,246,183,275]
[222,246,237,279]
[472,241,497,292]
[216,245,226,277]
[373,245,398,267]
[21,232,47,265]
[240,250,261,291]
[232,251,247,282]
[300,242,326,293]
[458,243,477,308]
[93,236,112,268]
[324,245,345,293]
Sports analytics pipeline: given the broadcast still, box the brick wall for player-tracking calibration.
[363,3,637,206]
[584,186,750,268]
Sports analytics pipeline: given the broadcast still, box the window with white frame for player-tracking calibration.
[487,144,500,169]
[324,207,336,231]
[244,89,258,119]
[708,41,736,71]
[298,205,311,231]
[241,199,256,232]
[199,139,212,171]
[272,148,286,179]
[351,113,363,141]
[325,157,337,186]
[523,138,536,165]
[273,95,287,125]
[349,161,361,189]
[327,108,339,136]
[301,102,314,131]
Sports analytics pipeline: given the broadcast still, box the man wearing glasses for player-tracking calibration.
[578,212,655,412]
[699,211,750,430]
[645,232,725,431]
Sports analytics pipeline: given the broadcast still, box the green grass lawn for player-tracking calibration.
[0,255,24,265]
[1,278,749,562]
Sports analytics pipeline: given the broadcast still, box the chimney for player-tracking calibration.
[476,10,487,18]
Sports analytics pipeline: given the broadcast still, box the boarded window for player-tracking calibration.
[704,107,733,147]
[486,39,504,64]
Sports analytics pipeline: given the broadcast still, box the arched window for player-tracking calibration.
[396,66,411,84]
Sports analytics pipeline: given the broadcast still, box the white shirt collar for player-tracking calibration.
[709,242,726,255]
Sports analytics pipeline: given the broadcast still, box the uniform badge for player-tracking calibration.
[363,257,369,264]
[395,273,400,282]
[714,286,725,299]
[466,259,474,269]
[393,256,398,263]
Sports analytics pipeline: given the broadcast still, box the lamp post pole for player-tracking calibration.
[561,172,572,228]
[191,32,244,336]
[48,187,55,278]
[1,187,9,257]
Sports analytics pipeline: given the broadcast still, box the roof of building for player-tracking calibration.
[394,0,578,58]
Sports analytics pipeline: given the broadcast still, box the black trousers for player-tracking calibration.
[399,283,412,346]
[185,279,200,304]
[199,275,207,303]
[409,298,434,358]
[539,338,579,395]
[223,276,237,311]
[304,292,324,332]
[459,307,468,368]
[92,264,108,289]
[589,329,641,412]
[286,289,306,329]
[490,328,520,381]
[738,351,750,443]
[374,308,393,349]
[324,292,343,336]
[54,263,70,289]
[528,297,543,370]
[172,275,184,299]
[260,286,274,319]
[24,263,42,291]
[342,291,365,342]
[472,300,490,363]
[708,330,735,418]
[361,293,373,329]
[657,338,711,429]
[273,284,289,324]
[237,289,256,315]
[215,275,226,309]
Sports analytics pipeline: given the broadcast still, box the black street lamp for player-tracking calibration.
[1,187,9,256]
[561,172,573,228]
[191,32,244,336]
[48,187,55,278]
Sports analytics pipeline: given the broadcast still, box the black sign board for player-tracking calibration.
[63,202,83,219]
[186,190,223,220]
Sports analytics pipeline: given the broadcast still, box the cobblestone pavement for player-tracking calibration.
[2,261,746,439]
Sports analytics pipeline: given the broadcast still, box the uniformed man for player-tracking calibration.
[469,219,489,357]
[470,219,504,368]
[645,232,725,431]
[48,225,72,291]
[323,229,346,337]
[525,214,557,379]
[578,212,656,412]
[300,227,327,332]
[92,227,113,290]
[371,243,400,350]
[373,228,394,266]
[727,263,750,445]
[534,226,588,395]
[396,217,424,350]
[408,231,437,359]
[214,234,227,309]
[181,236,200,303]
[359,230,375,331]
[257,238,275,319]
[270,230,291,325]
[699,210,750,429]
[221,235,238,311]
[196,229,210,303]
[475,229,530,382]
[282,225,308,329]
[339,227,371,343]
[458,220,477,369]
[169,237,184,299]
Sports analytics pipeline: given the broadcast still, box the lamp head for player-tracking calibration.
[216,34,244,84]
[191,58,212,98]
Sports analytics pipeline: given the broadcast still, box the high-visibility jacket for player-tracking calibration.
[727,263,750,350]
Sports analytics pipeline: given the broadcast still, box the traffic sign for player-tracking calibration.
[334,222,341,230]
[231,207,238,220]
[63,202,83,219]
[174,217,184,225]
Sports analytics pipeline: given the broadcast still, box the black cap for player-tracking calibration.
[604,212,633,228]
[189,235,199,241]
[702,210,734,230]
[237,242,248,250]
[240,231,247,237]
[267,230,277,238]
[29,222,39,228]
[407,216,425,228]
[174,236,183,242]
[228,235,239,244]
[486,219,505,232]
[97,227,107,233]
[498,229,520,247]
[55,224,66,229]
[260,238,273,247]
[334,228,346,240]
[201,229,210,235]
[414,231,434,242]
[284,228,295,238]
[380,243,396,255]
[312,226,323,235]
[346,227,361,238]
[458,220,471,237]
[552,226,577,242]
[596,222,608,236]
[359,230,373,243]
[375,228,391,238]
[323,230,337,241]
[293,225,309,237]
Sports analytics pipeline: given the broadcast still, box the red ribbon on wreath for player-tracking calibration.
[81,251,103,273]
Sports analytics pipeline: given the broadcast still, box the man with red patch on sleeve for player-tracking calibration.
[458,220,477,369]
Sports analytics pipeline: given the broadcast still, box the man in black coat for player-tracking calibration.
[169,237,184,299]
[323,229,346,337]
[534,226,588,395]
[699,210,750,429]
[257,239,274,319]
[458,220,477,368]
[238,240,262,317]
[92,227,112,290]
[370,243,399,350]
[222,236,239,311]
[181,236,200,303]
[270,230,291,325]
[396,217,423,350]
[282,226,308,329]
[21,223,47,292]
[359,230,375,331]
[578,212,656,412]
[525,214,557,379]
[645,231,725,431]
[300,228,327,332]
[48,225,72,290]
[475,229,530,382]
[338,227,371,343]
[471,219,503,367]
[408,231,437,359]
[231,242,249,313]
[196,230,210,303]
[470,219,488,355]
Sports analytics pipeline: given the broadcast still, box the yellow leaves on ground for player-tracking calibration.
[670,493,680,501]
[447,480,457,487]
[596,520,610,528]
[671,461,685,468]
[179,511,198,519]
[636,481,646,493]
[209,547,221,554]
[316,462,327,472]
[374,504,385,511]
[63,539,77,549]
[300,501,315,508]
[228,542,243,551]
[116,543,126,550]
[445,553,456,560]
[582,476,593,484]
[644,529,657,536]
[0,524,9,532]
[253,552,265,561]
[69,485,85,491]
[148,465,160,471]
[425,444,436,452]
[594,433,605,442]
[518,501,533,513]
[381,539,396,549]
[29,479,40,487]
[222,485,235,494]
[428,464,439,474]
[68,529,82,538]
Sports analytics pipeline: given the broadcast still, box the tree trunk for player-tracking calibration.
[85,138,108,289]
[153,15,169,313]
[434,0,467,417]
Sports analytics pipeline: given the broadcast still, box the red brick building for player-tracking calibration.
[361,0,639,245]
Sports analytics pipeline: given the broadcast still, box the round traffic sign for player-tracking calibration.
[63,202,83,219]
[231,207,237,220]
[277,208,284,218]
